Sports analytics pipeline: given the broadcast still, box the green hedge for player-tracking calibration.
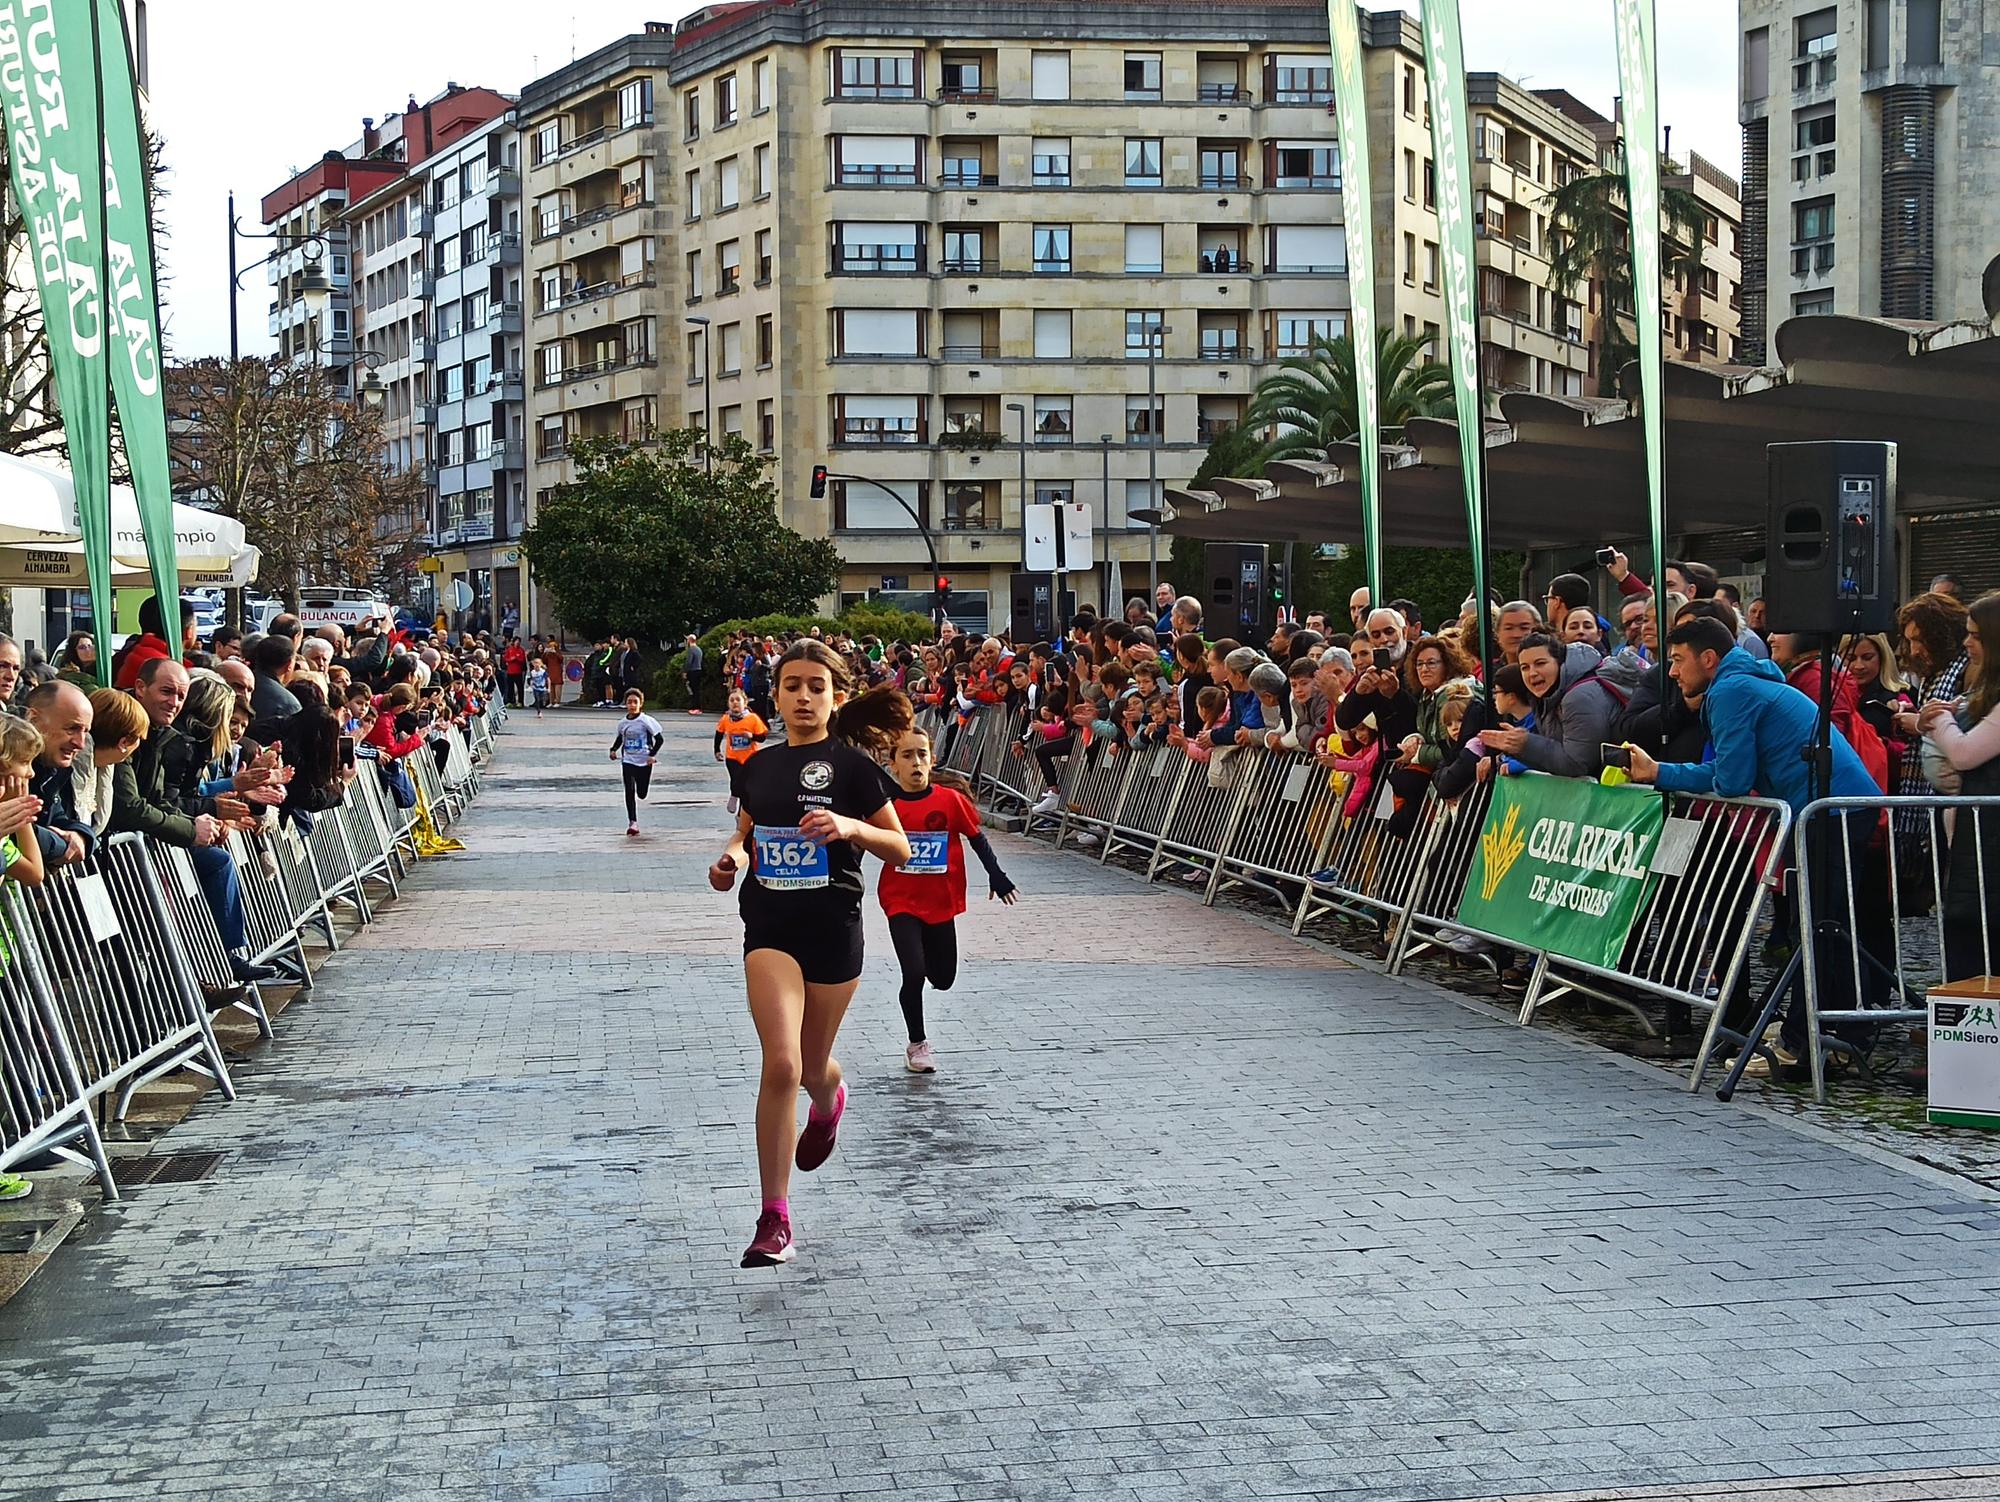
[651,606,937,712]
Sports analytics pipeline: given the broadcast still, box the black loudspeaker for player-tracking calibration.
[1204,543,1270,639]
[1765,441,1898,635]
[1008,574,1074,643]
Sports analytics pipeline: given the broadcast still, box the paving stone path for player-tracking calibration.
[2,711,1998,1502]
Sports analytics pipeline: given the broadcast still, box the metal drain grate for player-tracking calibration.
[117,1152,225,1188]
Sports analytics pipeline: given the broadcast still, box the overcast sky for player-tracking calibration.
[150,0,1740,361]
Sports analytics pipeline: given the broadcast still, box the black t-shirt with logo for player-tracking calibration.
[736,736,892,923]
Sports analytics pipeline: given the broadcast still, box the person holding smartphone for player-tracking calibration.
[1333,608,1418,753]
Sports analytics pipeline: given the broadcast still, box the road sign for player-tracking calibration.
[1024,504,1058,571]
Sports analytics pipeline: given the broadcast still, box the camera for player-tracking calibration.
[1595,546,1618,567]
[1373,648,1394,671]
[1600,742,1633,770]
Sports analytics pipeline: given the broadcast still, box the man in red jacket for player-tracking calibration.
[113,596,196,690]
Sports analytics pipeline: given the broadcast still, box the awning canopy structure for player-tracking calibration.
[1163,256,2000,552]
[0,453,258,587]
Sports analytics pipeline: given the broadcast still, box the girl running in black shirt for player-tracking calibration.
[708,640,912,1268]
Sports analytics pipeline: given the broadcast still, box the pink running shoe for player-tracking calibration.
[740,1209,794,1267]
[905,1041,937,1074]
[794,1082,847,1171]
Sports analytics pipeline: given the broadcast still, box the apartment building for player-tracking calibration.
[519,3,1365,626]
[1738,0,1993,361]
[414,116,529,624]
[260,88,511,472]
[511,2,1724,627]
[1537,90,1746,368]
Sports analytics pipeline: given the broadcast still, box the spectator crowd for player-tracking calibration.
[0,597,497,990]
[714,564,1997,1081]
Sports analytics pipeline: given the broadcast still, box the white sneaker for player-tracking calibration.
[1031,790,1062,815]
[626,821,639,838]
[905,1041,937,1074]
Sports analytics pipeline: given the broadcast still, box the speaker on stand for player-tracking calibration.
[1718,440,1899,1103]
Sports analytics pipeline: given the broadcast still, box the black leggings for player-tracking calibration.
[887,912,958,1042]
[621,761,653,820]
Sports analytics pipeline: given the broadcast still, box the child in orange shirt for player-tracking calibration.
[713,689,769,814]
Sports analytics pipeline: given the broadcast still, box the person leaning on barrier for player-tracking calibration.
[72,688,148,838]
[1481,636,1640,780]
[1626,616,1885,1069]
[24,681,95,868]
[107,658,280,987]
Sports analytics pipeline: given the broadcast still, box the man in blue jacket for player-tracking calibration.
[1627,617,1883,1068]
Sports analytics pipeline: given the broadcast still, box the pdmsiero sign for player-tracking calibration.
[1456,775,1665,968]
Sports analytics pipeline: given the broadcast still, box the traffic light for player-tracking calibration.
[809,464,829,499]
[934,574,952,613]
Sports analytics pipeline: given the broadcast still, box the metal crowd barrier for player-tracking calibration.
[157,844,273,1039]
[980,730,1830,1106]
[1211,749,1345,906]
[1100,743,1189,868]
[1793,794,2000,1101]
[988,711,1041,812]
[0,881,117,1198]
[1148,752,1241,890]
[0,708,504,1200]
[1052,740,1134,850]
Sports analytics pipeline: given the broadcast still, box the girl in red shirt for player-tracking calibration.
[877,726,1017,1074]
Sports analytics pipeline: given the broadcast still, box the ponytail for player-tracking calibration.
[832,685,913,757]
[775,637,913,755]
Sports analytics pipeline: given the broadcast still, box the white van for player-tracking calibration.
[298,588,393,631]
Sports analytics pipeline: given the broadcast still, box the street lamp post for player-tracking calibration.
[1147,321,1172,600]
[1100,434,1115,618]
[685,315,713,472]
[832,471,944,629]
[1008,401,1042,636]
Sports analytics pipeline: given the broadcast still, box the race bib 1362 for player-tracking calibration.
[753,825,830,889]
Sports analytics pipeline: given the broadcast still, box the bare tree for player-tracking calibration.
[166,356,424,608]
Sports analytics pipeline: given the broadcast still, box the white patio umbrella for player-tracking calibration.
[0,539,260,588]
[0,450,252,577]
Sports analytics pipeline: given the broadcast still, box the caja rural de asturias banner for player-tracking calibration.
[1455,775,1666,969]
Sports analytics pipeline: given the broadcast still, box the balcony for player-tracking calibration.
[835,164,921,187]
[490,230,523,266]
[938,343,1000,361]
[939,168,1000,188]
[837,419,925,446]
[484,440,526,471]
[492,165,520,198]
[560,202,621,235]
[492,299,523,334]
[1199,173,1248,191]
[1198,84,1249,103]
[940,256,996,275]
[1197,417,1239,443]
[831,245,924,276]
[552,350,658,386]
[559,267,657,308]
[1198,339,1244,361]
[1197,249,1252,274]
[416,402,438,427]
[412,338,436,365]
[487,369,524,399]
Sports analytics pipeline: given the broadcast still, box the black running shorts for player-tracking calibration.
[742,911,865,986]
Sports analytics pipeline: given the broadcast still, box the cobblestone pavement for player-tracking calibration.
[2,711,1998,1502]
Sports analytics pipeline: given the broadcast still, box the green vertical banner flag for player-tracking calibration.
[1325,0,1383,605]
[1455,775,1666,969]
[96,0,177,620]
[0,0,115,665]
[1417,0,1491,670]
[1612,0,1669,691]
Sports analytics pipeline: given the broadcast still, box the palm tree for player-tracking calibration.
[1242,327,1456,465]
[1544,148,1708,397]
